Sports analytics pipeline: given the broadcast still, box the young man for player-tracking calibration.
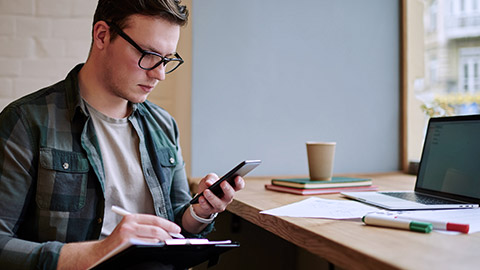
[0,0,244,269]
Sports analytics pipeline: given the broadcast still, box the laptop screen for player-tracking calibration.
[416,115,480,200]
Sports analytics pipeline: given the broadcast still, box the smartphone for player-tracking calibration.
[190,160,261,204]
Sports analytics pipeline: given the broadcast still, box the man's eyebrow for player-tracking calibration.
[140,44,175,57]
[137,42,160,54]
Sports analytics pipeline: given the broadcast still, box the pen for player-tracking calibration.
[362,213,433,233]
[111,205,185,239]
[395,216,469,233]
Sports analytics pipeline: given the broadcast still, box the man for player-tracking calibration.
[0,0,244,269]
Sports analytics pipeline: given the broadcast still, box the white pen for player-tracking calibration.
[111,205,185,239]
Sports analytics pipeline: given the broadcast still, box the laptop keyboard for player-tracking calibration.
[381,192,460,205]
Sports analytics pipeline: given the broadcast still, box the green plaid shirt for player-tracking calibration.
[0,64,211,270]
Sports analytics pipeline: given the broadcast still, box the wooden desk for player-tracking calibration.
[210,173,479,270]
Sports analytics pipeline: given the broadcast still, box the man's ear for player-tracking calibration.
[92,21,110,50]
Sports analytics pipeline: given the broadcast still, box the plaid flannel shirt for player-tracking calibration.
[0,64,212,270]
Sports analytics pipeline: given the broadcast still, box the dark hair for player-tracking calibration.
[93,0,188,39]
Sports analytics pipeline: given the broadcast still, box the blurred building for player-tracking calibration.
[423,0,480,115]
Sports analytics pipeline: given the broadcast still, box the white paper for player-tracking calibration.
[260,197,379,219]
[260,198,480,234]
[165,239,232,245]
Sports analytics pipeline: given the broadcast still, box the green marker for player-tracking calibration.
[362,213,433,233]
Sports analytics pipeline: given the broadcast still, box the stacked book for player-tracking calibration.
[265,177,378,195]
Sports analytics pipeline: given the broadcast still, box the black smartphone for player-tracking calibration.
[190,160,261,204]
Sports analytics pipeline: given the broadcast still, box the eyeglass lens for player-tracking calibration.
[140,53,181,73]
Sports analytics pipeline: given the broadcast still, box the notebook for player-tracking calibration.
[342,115,480,210]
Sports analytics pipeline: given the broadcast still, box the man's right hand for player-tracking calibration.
[108,213,182,244]
[57,214,181,269]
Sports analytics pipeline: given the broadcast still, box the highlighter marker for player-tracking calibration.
[362,213,432,233]
[373,211,470,234]
[395,216,469,233]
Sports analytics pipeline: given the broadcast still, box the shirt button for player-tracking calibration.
[169,157,175,164]
[63,163,69,170]
[97,218,102,224]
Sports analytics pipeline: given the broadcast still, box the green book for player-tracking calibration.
[271,177,372,189]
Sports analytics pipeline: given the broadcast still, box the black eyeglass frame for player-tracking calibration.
[106,21,184,74]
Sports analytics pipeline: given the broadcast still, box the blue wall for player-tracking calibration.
[191,0,399,177]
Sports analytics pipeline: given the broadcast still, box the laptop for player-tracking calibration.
[342,115,480,210]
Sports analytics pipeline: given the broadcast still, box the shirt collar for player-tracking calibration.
[65,64,143,120]
[64,64,86,121]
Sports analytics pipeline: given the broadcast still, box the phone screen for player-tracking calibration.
[190,160,261,204]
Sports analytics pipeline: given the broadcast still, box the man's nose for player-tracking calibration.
[147,64,166,81]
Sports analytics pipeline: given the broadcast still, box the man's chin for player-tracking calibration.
[128,95,149,104]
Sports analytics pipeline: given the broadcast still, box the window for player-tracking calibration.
[428,57,438,84]
[427,1,438,32]
[406,0,480,166]
[459,48,480,93]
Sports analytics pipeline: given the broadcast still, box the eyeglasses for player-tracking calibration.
[106,21,184,74]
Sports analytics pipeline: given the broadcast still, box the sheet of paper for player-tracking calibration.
[259,197,480,234]
[392,208,480,234]
[260,197,379,219]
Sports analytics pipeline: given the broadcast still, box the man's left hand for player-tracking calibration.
[194,173,245,218]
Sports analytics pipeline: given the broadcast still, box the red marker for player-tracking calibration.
[396,216,469,233]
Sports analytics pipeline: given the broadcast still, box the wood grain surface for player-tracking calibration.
[192,173,479,270]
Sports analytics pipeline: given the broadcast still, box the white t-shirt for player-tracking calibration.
[85,102,155,238]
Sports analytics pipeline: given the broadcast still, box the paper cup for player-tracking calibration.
[306,142,336,181]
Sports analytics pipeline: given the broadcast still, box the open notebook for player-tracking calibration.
[342,115,480,210]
